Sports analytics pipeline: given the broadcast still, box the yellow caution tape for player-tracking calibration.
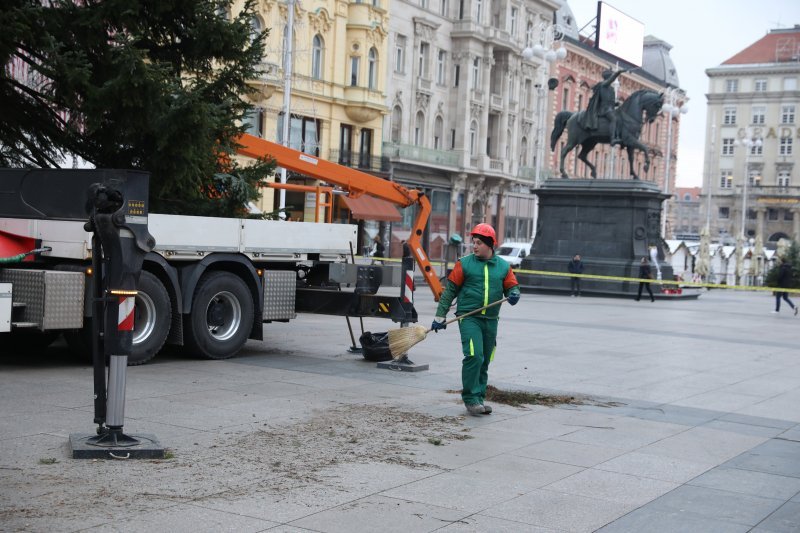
[358,256,799,294]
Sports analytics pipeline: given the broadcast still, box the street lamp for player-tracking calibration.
[733,133,762,285]
[734,134,763,239]
[660,88,689,238]
[522,23,566,241]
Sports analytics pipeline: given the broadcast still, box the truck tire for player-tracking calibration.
[184,271,254,360]
[129,271,171,365]
[64,271,171,365]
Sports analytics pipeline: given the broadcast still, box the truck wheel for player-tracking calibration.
[64,271,171,365]
[129,271,171,365]
[184,271,254,360]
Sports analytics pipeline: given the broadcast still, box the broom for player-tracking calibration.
[387,297,509,360]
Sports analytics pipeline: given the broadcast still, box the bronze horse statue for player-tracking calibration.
[550,89,664,179]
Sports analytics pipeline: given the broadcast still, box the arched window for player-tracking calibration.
[520,137,528,166]
[434,116,444,150]
[312,34,324,79]
[415,111,425,146]
[368,47,378,90]
[250,17,262,43]
[391,106,402,143]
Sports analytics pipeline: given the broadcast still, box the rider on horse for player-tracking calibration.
[580,68,631,146]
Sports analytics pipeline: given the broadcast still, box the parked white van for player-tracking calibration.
[496,241,532,268]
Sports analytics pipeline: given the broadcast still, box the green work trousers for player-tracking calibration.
[458,316,498,405]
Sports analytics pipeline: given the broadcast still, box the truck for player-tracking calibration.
[0,134,445,365]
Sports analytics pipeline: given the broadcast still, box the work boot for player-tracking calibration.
[481,403,493,415]
[465,403,484,416]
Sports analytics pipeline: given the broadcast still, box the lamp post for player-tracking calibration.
[734,134,763,239]
[522,23,566,241]
[734,133,762,285]
[660,88,689,238]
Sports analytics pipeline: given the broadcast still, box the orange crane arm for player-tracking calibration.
[235,133,444,301]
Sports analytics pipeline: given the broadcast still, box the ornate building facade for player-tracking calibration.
[704,26,800,245]
[382,0,563,259]
[236,0,390,221]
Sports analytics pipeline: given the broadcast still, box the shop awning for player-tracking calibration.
[340,194,403,222]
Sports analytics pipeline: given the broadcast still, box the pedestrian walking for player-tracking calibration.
[430,223,521,416]
[635,257,655,302]
[568,253,584,296]
[773,260,797,315]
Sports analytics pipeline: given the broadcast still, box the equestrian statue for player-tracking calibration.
[550,69,664,180]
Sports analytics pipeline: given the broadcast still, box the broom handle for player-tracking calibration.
[433,297,509,330]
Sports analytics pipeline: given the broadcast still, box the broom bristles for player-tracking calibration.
[387,325,428,360]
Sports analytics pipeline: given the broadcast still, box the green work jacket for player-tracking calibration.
[435,253,520,320]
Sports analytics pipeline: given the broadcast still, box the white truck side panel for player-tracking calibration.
[1,214,358,262]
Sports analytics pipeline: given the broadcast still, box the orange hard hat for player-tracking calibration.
[470,223,497,247]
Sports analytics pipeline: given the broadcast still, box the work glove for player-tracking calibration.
[431,316,447,332]
[507,293,520,306]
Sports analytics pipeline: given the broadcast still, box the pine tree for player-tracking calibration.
[765,241,800,288]
[1,0,273,216]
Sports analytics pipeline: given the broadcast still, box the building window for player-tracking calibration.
[339,124,353,165]
[750,142,763,156]
[469,121,477,154]
[453,64,460,87]
[562,87,570,111]
[395,35,406,73]
[450,128,456,149]
[785,209,794,221]
[723,107,736,125]
[721,138,735,156]
[458,0,464,19]
[524,79,533,108]
[720,170,733,188]
[784,77,797,91]
[414,111,425,146]
[367,47,378,90]
[359,129,373,168]
[754,78,767,91]
[244,107,264,138]
[780,137,793,155]
[420,0,428,8]
[350,56,360,86]
[526,22,534,47]
[440,0,448,17]
[475,0,482,23]
[768,208,779,220]
[277,113,320,156]
[781,105,795,124]
[436,50,446,85]
[434,116,443,150]
[749,170,761,186]
[510,7,518,36]
[778,171,791,187]
[311,34,324,79]
[390,106,402,143]
[418,42,430,78]
[471,57,480,89]
[752,106,766,125]
[719,207,730,219]
[725,79,738,93]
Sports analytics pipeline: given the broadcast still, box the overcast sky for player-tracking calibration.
[567,0,800,188]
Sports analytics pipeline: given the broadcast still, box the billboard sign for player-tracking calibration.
[596,2,644,67]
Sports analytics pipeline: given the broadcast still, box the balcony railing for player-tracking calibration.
[382,142,460,167]
[328,150,385,173]
[749,185,800,197]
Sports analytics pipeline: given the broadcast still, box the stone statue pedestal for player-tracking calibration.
[518,179,673,297]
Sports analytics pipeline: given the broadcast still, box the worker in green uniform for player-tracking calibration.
[431,223,521,416]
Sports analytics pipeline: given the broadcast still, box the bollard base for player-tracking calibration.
[69,433,165,460]
[377,355,429,372]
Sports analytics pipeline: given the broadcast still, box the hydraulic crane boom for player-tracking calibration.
[235,133,444,301]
